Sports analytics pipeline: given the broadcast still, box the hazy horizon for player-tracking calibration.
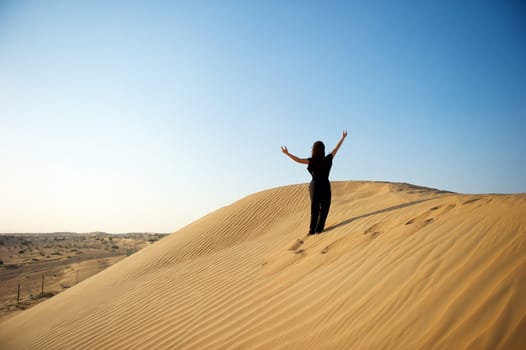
[1,0,525,233]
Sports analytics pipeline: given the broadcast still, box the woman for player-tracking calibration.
[281,130,347,235]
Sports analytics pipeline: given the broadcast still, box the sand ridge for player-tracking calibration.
[0,181,525,349]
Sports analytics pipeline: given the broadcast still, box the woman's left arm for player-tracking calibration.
[281,146,309,164]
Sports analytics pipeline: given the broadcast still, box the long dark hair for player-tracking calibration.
[311,141,325,159]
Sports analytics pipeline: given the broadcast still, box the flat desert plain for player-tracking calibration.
[0,181,525,349]
[0,232,166,322]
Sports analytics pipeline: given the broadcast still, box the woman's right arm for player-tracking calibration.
[331,130,348,157]
[281,146,309,164]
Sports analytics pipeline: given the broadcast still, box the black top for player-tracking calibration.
[307,153,333,183]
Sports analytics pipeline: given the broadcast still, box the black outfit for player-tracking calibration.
[307,154,333,234]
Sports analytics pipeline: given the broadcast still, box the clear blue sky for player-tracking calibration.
[1,0,525,233]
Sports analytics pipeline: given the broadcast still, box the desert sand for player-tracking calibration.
[0,181,525,349]
[0,233,166,321]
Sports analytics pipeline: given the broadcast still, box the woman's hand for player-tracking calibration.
[281,146,289,155]
[342,130,348,139]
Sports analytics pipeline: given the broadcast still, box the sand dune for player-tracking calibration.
[1,181,525,349]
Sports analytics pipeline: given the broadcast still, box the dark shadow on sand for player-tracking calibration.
[324,197,439,232]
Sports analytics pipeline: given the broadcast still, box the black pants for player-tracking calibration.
[309,181,331,234]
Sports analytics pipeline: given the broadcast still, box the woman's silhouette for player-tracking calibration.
[281,130,347,235]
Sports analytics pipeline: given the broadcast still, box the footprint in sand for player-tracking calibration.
[406,217,434,227]
[407,203,456,227]
[404,204,454,235]
[361,223,385,241]
[364,222,383,235]
[463,198,480,205]
[288,239,304,251]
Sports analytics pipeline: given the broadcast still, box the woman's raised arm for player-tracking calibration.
[281,146,309,164]
[331,130,348,158]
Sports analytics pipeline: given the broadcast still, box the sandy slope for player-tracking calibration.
[1,181,525,349]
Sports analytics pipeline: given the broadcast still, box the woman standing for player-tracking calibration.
[281,130,347,235]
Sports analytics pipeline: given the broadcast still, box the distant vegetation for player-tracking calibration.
[0,232,169,320]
